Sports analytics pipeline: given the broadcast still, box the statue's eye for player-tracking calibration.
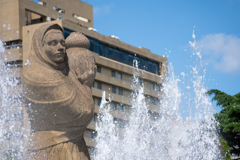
[48,40,58,46]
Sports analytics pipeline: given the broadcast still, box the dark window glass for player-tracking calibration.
[119,89,123,95]
[132,92,137,99]
[108,47,114,59]
[119,51,125,63]
[151,83,155,90]
[148,61,153,73]
[112,103,116,110]
[112,87,116,94]
[63,28,74,39]
[156,85,160,91]
[139,57,147,70]
[134,57,139,67]
[92,115,95,122]
[119,120,124,128]
[151,112,158,120]
[119,105,123,112]
[89,39,95,52]
[92,83,94,88]
[99,44,104,56]
[95,40,99,53]
[138,79,142,86]
[152,63,157,74]
[113,118,118,124]
[128,55,134,66]
[157,99,161,106]
[111,71,115,77]
[113,49,120,61]
[83,34,160,75]
[131,77,135,83]
[97,66,101,73]
[98,99,101,106]
[104,46,109,57]
[151,98,155,105]
[91,131,96,139]
[98,83,102,89]
[118,73,122,80]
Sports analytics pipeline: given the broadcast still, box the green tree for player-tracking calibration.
[207,89,240,155]
[219,137,231,160]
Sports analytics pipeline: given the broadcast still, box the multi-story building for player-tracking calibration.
[0,0,167,153]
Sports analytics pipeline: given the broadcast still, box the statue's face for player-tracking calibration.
[43,32,66,63]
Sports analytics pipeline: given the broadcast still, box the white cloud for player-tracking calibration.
[93,4,115,16]
[197,33,240,76]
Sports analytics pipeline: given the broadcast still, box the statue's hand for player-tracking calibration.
[77,58,96,88]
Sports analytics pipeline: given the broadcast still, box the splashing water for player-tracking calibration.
[0,29,222,159]
[0,40,24,159]
[92,31,222,160]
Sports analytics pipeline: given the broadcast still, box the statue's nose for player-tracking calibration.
[57,42,65,51]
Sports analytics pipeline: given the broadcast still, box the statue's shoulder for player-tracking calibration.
[22,61,65,84]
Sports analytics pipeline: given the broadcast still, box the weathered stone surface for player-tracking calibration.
[21,23,96,159]
[66,32,96,88]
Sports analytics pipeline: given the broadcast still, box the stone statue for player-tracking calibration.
[22,23,96,159]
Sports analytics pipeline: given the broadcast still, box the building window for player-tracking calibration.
[72,14,91,23]
[111,71,115,77]
[92,115,95,122]
[132,92,137,99]
[119,120,124,128]
[119,89,123,95]
[151,112,158,120]
[91,131,96,139]
[112,103,116,110]
[112,86,116,94]
[33,0,46,6]
[157,99,161,107]
[63,31,160,75]
[97,83,101,89]
[138,79,142,86]
[118,73,122,80]
[131,77,134,83]
[92,82,94,88]
[98,99,101,106]
[156,85,160,91]
[113,118,118,124]
[119,105,123,112]
[97,66,101,73]
[151,83,155,90]
[151,98,155,105]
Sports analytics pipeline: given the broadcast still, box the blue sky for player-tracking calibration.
[85,0,240,116]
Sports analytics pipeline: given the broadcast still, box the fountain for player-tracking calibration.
[0,39,24,159]
[0,27,223,159]
[92,30,222,160]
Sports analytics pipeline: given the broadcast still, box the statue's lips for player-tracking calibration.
[55,52,65,57]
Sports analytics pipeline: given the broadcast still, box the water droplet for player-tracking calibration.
[3,24,6,27]
[25,59,31,65]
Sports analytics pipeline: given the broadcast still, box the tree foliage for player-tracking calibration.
[207,89,240,155]
[219,137,231,160]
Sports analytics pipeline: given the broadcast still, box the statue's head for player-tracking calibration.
[32,23,66,69]
[43,29,66,63]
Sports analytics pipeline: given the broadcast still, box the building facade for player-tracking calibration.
[0,0,167,152]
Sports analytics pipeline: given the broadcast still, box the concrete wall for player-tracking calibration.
[0,0,20,41]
